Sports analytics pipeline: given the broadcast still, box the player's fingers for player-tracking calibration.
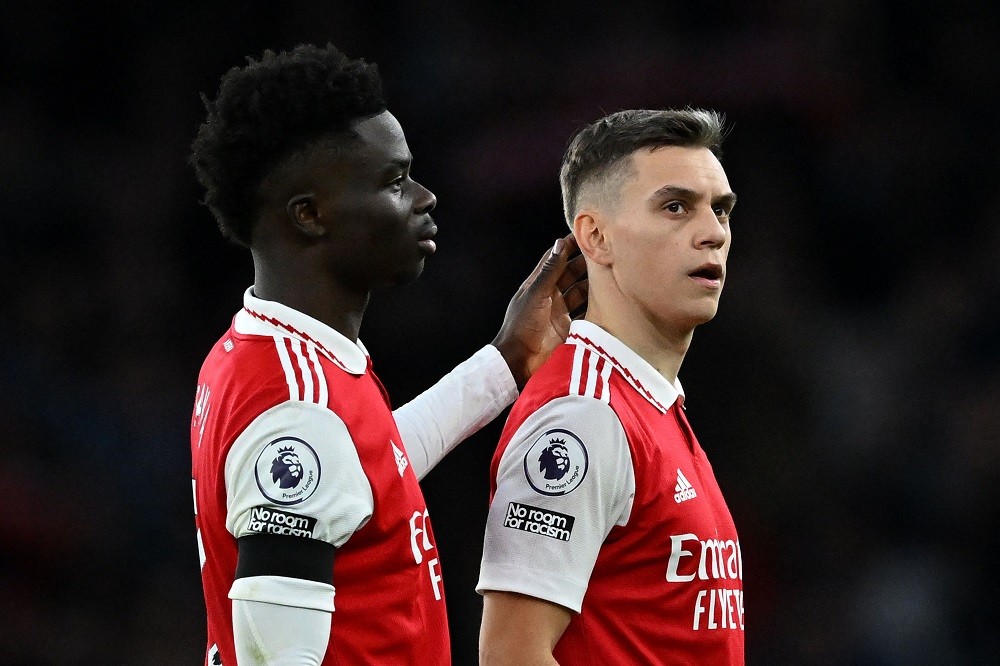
[517,253,548,292]
[560,232,580,255]
[554,250,587,293]
[561,278,588,315]
[524,234,574,293]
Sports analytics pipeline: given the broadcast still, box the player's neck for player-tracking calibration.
[252,254,369,343]
[586,302,692,384]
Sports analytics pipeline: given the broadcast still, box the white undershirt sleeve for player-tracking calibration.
[230,576,334,665]
[393,345,518,479]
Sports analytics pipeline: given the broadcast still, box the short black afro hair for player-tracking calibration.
[190,43,386,247]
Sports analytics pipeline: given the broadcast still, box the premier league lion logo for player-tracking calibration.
[538,439,571,480]
[270,446,304,489]
[255,437,321,505]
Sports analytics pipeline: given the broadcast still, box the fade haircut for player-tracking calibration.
[559,108,725,226]
[190,44,387,247]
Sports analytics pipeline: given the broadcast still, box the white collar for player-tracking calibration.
[234,287,369,375]
[567,320,684,413]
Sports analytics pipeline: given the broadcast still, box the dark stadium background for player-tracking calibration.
[2,2,998,663]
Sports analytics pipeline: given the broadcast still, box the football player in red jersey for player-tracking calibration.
[189,44,584,666]
[478,109,744,665]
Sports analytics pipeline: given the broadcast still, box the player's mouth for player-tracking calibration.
[417,224,438,254]
[688,262,724,288]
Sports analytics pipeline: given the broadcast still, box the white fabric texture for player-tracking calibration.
[230,576,334,665]
[477,395,635,613]
[229,575,336,611]
[225,401,374,549]
[394,345,518,479]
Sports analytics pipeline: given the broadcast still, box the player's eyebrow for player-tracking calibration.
[714,192,738,212]
[649,185,701,203]
[379,156,411,172]
[649,185,737,211]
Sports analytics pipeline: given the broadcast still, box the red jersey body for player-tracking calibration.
[191,291,449,665]
[478,320,744,665]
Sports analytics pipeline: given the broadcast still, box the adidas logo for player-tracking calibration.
[391,440,409,478]
[674,468,697,504]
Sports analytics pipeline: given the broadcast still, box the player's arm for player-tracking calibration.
[224,401,374,664]
[230,536,336,666]
[394,235,587,478]
[480,591,572,666]
[477,396,633,661]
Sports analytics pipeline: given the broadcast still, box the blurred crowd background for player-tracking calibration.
[2,1,998,663]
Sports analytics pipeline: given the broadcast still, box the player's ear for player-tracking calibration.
[286,193,327,239]
[573,210,612,267]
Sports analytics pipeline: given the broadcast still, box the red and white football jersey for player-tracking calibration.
[478,320,744,665]
[192,289,514,665]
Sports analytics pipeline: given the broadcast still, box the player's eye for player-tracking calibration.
[713,205,731,219]
[663,201,686,214]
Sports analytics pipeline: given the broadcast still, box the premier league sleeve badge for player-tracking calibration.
[522,428,589,496]
[254,437,322,505]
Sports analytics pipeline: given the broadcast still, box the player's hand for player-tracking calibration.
[492,234,587,390]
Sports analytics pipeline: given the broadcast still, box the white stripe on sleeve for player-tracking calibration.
[273,336,300,401]
[569,344,585,396]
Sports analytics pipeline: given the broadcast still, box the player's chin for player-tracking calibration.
[679,300,721,327]
[390,258,426,286]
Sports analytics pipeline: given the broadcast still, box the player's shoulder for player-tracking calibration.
[204,323,278,369]
[201,329,307,403]
[517,341,618,406]
[496,393,629,494]
[504,341,626,451]
[505,386,626,454]
[198,331,343,452]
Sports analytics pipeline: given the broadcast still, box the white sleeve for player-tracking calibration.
[225,401,373,548]
[230,576,334,665]
[476,395,635,613]
[393,345,518,480]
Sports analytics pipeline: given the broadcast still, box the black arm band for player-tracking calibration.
[235,534,335,585]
